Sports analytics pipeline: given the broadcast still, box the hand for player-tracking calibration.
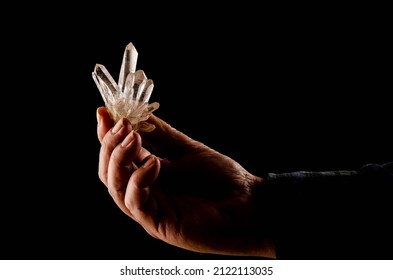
[96,107,276,258]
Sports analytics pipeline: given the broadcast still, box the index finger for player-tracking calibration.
[97,106,114,143]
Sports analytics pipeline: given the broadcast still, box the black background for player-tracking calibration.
[1,4,391,260]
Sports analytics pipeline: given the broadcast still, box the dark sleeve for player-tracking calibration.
[261,162,393,260]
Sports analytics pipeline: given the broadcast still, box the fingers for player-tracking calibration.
[139,114,203,159]
[125,156,161,227]
[107,130,142,192]
[97,111,154,218]
[98,117,133,186]
[97,107,114,143]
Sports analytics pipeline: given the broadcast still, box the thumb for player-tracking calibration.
[139,114,202,159]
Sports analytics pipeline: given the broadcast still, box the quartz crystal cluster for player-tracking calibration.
[92,42,159,132]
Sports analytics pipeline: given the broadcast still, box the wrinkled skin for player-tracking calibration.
[96,107,276,258]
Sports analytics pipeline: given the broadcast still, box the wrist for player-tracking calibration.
[249,175,277,258]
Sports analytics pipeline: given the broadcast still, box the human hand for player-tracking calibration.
[96,107,275,258]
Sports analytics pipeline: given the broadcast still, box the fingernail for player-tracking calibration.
[96,108,102,126]
[112,118,124,134]
[142,157,156,169]
[121,131,135,147]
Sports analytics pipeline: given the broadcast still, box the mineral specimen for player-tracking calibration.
[92,42,159,132]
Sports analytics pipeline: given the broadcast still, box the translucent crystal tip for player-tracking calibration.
[92,42,159,132]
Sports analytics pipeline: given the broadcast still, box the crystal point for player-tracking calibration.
[118,42,138,92]
[92,42,159,132]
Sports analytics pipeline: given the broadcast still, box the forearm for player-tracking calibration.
[253,161,393,259]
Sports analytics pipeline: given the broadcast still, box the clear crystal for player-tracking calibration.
[92,42,159,132]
